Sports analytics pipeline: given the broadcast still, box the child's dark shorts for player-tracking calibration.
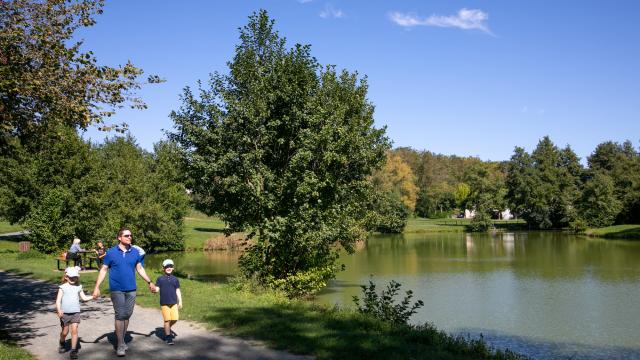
[60,312,81,326]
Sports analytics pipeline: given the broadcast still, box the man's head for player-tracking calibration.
[97,241,103,247]
[117,227,133,246]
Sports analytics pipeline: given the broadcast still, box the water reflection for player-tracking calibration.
[317,232,640,357]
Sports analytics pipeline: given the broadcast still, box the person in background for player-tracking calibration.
[131,244,145,267]
[66,237,84,268]
[94,241,106,267]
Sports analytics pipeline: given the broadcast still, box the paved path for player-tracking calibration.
[0,271,313,360]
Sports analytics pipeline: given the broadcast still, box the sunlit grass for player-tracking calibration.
[586,224,640,240]
[0,221,23,234]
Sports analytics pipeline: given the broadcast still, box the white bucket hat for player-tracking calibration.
[65,266,80,277]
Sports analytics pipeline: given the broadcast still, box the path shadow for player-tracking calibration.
[90,330,155,349]
[194,227,225,233]
[0,272,56,343]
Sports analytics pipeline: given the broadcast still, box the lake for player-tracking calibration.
[147,232,640,360]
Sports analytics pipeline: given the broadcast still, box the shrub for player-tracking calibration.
[353,278,424,326]
[203,233,248,251]
[467,210,494,232]
[268,265,337,298]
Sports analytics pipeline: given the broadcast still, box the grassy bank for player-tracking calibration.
[0,341,35,360]
[0,221,23,234]
[0,251,525,360]
[585,225,640,240]
[404,218,527,234]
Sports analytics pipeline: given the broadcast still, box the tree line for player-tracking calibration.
[387,137,640,230]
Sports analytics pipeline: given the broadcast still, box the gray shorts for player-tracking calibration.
[110,291,136,320]
[60,312,81,326]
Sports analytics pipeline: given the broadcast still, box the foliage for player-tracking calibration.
[0,0,161,141]
[366,192,409,233]
[506,137,582,229]
[454,183,471,209]
[15,249,46,260]
[467,210,493,232]
[577,171,621,227]
[171,10,389,290]
[268,265,337,298]
[1,133,188,253]
[352,278,424,326]
[587,141,640,224]
[371,152,418,212]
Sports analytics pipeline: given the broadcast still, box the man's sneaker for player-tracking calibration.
[166,335,174,345]
[116,345,126,356]
[69,349,79,359]
[58,341,66,353]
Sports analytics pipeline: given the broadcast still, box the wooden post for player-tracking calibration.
[18,241,31,252]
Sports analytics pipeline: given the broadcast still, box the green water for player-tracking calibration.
[147,232,640,360]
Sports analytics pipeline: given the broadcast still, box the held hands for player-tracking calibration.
[92,288,101,299]
[148,282,157,293]
[57,309,63,318]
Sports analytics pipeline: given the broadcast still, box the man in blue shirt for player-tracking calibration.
[92,227,156,357]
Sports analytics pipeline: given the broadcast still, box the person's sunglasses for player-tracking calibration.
[164,265,174,269]
[122,234,132,238]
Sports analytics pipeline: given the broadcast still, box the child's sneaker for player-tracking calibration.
[69,349,79,359]
[58,341,66,353]
[166,335,174,345]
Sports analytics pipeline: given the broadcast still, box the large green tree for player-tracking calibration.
[587,141,640,223]
[506,137,582,228]
[170,10,389,293]
[577,171,621,227]
[1,0,160,142]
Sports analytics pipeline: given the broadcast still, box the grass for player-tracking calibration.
[0,253,525,360]
[0,341,35,360]
[585,224,640,240]
[183,210,226,250]
[404,218,527,233]
[0,220,23,234]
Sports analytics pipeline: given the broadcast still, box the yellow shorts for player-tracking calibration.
[161,304,179,321]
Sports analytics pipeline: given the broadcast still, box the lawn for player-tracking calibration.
[0,221,23,234]
[585,224,640,240]
[404,218,527,233]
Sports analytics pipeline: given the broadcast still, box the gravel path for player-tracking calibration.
[0,271,313,360]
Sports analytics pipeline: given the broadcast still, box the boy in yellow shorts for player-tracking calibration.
[154,259,182,345]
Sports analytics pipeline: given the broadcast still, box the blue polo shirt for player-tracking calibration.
[103,245,143,292]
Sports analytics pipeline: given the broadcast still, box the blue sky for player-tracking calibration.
[80,1,640,163]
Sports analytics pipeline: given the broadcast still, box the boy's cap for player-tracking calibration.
[65,266,80,277]
[162,259,174,267]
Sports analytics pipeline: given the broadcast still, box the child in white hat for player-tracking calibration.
[55,266,93,359]
[154,259,182,345]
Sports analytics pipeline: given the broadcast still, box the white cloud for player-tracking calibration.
[389,8,494,35]
[320,4,345,19]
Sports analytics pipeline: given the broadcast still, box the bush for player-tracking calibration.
[467,210,494,232]
[16,250,46,260]
[353,278,424,326]
[268,265,337,298]
[367,193,409,233]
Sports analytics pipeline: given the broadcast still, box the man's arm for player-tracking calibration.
[92,264,109,299]
[176,288,182,309]
[136,262,156,292]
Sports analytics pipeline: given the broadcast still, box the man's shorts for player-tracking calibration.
[60,312,81,326]
[161,304,179,321]
[110,291,136,320]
